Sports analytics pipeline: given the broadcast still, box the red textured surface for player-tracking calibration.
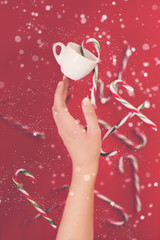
[0,0,160,239]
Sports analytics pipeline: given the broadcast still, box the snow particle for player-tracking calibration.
[142,43,150,51]
[140,215,145,220]
[32,55,39,62]
[0,81,4,89]
[69,191,74,196]
[81,18,87,24]
[75,167,81,172]
[19,49,24,55]
[15,35,21,43]
[83,174,91,181]
[152,4,158,11]
[45,5,51,11]
[101,14,107,22]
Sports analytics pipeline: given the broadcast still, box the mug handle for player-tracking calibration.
[52,42,65,65]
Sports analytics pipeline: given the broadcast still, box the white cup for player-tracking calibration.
[52,42,100,80]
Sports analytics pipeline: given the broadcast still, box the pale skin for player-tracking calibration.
[52,75,101,240]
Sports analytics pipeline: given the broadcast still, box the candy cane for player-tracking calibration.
[99,119,147,150]
[81,38,100,107]
[99,45,132,104]
[99,80,112,104]
[118,45,132,80]
[24,185,69,225]
[118,155,141,212]
[94,190,129,226]
[52,185,129,226]
[0,98,45,138]
[26,183,129,227]
[0,114,45,139]
[24,201,66,224]
[12,169,57,228]
[102,101,148,140]
[100,149,117,157]
[110,80,157,131]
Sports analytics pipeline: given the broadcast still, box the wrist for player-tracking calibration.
[72,164,98,184]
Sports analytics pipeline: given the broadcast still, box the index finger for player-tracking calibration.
[52,75,76,127]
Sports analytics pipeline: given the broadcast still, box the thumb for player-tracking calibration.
[82,97,100,134]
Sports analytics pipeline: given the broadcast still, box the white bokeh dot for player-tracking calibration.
[69,191,74,196]
[142,43,150,51]
[45,5,51,11]
[0,81,4,89]
[83,174,91,181]
[15,35,21,43]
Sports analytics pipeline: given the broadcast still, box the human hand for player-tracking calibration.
[52,75,101,174]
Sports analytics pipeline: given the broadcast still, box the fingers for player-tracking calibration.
[53,75,70,109]
[81,97,101,135]
[52,75,76,130]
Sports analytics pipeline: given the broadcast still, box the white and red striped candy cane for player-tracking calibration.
[81,38,100,108]
[52,185,129,226]
[98,119,147,150]
[94,190,129,226]
[0,99,45,138]
[99,80,112,104]
[24,201,66,224]
[110,80,157,131]
[118,45,132,80]
[24,185,69,224]
[118,155,141,212]
[26,184,129,227]
[99,45,132,104]
[12,169,57,228]
[0,114,45,139]
[102,101,148,140]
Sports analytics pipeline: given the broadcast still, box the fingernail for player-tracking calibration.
[62,75,65,80]
[58,81,62,87]
[83,97,91,106]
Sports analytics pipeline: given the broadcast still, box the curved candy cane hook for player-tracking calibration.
[99,45,132,104]
[23,185,69,225]
[99,80,112,104]
[12,169,57,228]
[98,119,147,150]
[102,101,148,140]
[118,155,141,212]
[53,185,129,226]
[94,190,129,226]
[81,38,100,108]
[29,185,129,227]
[110,80,157,131]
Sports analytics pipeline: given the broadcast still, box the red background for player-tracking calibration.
[0,0,160,239]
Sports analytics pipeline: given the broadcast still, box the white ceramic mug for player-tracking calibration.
[52,42,100,80]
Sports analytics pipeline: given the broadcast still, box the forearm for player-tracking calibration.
[56,164,97,240]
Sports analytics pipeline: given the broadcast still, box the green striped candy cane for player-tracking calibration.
[12,169,57,229]
[81,38,100,108]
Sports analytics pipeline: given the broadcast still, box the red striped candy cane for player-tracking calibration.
[52,185,129,226]
[0,114,45,138]
[118,45,132,80]
[24,185,69,224]
[99,45,132,104]
[26,184,129,227]
[12,169,57,228]
[81,38,100,108]
[0,99,45,138]
[99,80,112,104]
[98,119,147,150]
[102,101,148,140]
[24,201,66,224]
[94,190,129,226]
[110,80,157,131]
[118,155,141,212]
